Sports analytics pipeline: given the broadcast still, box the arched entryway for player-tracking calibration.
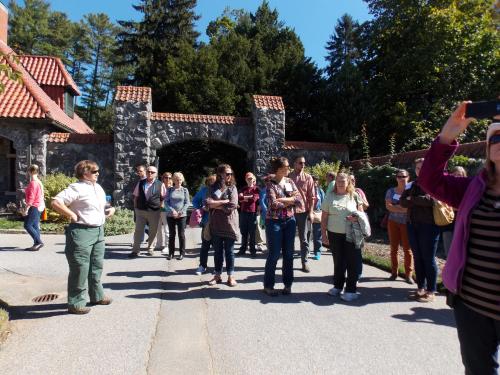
[0,136,16,205]
[156,139,252,193]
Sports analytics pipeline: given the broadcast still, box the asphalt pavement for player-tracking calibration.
[0,229,463,374]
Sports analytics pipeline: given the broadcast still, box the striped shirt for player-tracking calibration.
[459,189,500,320]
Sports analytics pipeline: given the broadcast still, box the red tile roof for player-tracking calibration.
[19,55,81,95]
[0,40,93,134]
[47,132,113,144]
[349,141,487,169]
[151,112,251,125]
[115,86,151,103]
[283,141,348,152]
[253,95,285,111]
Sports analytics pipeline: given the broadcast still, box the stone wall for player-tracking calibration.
[46,142,115,194]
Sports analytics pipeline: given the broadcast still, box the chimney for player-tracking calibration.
[0,1,7,44]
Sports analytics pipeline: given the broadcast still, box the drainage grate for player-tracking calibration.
[32,293,60,303]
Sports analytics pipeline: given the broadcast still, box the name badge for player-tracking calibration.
[392,193,401,201]
[284,183,293,193]
[214,189,222,199]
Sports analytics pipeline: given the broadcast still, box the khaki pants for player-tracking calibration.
[387,219,413,277]
[155,211,169,249]
[132,209,161,253]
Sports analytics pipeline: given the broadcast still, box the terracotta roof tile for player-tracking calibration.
[283,141,348,152]
[253,95,285,111]
[19,55,81,95]
[115,86,151,103]
[0,40,93,134]
[47,132,113,144]
[151,112,251,125]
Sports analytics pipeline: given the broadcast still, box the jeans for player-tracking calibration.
[407,222,440,292]
[199,223,211,268]
[328,231,360,293]
[167,216,187,256]
[295,212,311,263]
[24,206,42,245]
[454,296,500,375]
[212,235,235,276]
[239,211,257,253]
[264,217,296,289]
[312,222,322,253]
[65,224,105,308]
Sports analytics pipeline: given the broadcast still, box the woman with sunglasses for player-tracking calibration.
[385,169,414,283]
[205,164,239,286]
[155,172,173,255]
[418,103,500,374]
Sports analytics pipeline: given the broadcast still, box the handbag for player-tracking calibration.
[433,200,455,226]
[189,208,203,228]
[312,210,322,224]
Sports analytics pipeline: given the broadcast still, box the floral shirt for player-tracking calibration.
[265,178,303,220]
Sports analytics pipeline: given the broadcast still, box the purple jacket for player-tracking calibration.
[419,137,487,293]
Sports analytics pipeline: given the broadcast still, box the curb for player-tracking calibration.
[0,229,62,235]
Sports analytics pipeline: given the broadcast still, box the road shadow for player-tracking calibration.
[392,306,456,328]
[9,303,68,320]
[107,270,169,278]
[0,246,24,251]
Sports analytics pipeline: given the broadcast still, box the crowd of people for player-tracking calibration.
[18,102,499,373]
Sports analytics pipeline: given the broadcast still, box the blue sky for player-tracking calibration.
[13,0,371,68]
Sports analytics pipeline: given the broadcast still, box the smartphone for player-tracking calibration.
[465,100,500,119]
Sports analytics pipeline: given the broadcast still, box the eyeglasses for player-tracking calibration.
[490,134,500,145]
[91,170,99,174]
[146,171,156,174]
[396,175,408,178]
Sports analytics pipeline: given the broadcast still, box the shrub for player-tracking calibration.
[447,155,484,176]
[305,160,341,191]
[42,173,77,222]
[354,164,398,225]
[104,208,135,236]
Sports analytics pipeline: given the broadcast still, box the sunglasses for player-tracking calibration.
[90,170,99,174]
[490,134,500,145]
[146,171,156,174]
[225,172,233,176]
[396,175,408,178]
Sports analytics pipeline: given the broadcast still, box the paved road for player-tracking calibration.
[0,230,462,374]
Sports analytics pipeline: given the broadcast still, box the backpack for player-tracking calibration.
[433,200,455,226]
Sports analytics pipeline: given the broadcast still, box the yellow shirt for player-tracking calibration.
[321,191,361,234]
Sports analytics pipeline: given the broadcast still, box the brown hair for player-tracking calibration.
[28,164,39,175]
[270,157,289,173]
[205,174,216,186]
[74,160,98,179]
[216,164,235,186]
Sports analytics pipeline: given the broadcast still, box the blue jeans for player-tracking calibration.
[199,223,211,269]
[239,211,257,253]
[212,235,235,276]
[24,206,42,245]
[312,222,322,253]
[454,296,500,374]
[407,222,440,292]
[264,217,296,289]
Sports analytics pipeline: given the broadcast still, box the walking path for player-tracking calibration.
[0,230,462,374]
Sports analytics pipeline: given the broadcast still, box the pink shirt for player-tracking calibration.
[25,180,44,210]
[289,171,314,213]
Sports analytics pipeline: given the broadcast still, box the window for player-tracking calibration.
[64,91,75,118]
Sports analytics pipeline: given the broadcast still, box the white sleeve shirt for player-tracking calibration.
[54,181,106,226]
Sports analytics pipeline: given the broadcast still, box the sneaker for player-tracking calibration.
[282,287,292,295]
[68,306,91,315]
[341,292,359,302]
[127,252,139,259]
[327,287,342,296]
[256,244,265,252]
[263,288,279,297]
[161,248,169,255]
[195,266,207,275]
[389,274,397,281]
[405,276,415,285]
[301,262,310,273]
[314,252,321,260]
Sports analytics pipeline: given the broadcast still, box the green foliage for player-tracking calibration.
[447,155,485,176]
[42,173,77,222]
[354,164,398,224]
[104,209,135,236]
[0,53,22,95]
[305,160,341,191]
[0,218,23,230]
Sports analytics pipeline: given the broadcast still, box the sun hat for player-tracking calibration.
[486,122,500,143]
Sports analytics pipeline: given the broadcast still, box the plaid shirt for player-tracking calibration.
[265,178,302,220]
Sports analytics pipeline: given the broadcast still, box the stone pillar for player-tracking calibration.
[252,96,285,178]
[29,127,50,177]
[113,89,152,208]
